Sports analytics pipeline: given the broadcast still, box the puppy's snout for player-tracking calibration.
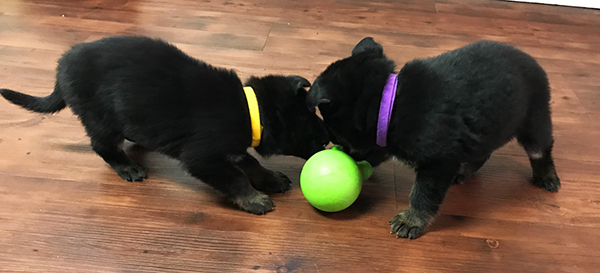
[320,136,330,149]
[317,124,330,149]
[301,135,329,160]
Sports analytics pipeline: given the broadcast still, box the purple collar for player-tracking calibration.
[376,74,398,147]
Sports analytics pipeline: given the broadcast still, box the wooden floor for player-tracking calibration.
[1,0,600,272]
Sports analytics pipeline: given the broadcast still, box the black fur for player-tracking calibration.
[307,37,561,239]
[1,36,329,214]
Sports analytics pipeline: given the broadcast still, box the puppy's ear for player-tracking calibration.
[306,84,330,110]
[288,75,311,94]
[352,37,383,56]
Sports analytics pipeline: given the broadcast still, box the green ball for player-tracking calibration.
[300,147,371,212]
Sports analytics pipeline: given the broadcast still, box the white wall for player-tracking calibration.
[503,0,600,9]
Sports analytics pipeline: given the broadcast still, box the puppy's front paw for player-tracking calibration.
[253,170,292,193]
[113,164,147,182]
[390,209,431,239]
[235,192,275,215]
[532,171,560,192]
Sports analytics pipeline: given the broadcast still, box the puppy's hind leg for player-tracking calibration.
[390,162,459,239]
[517,91,560,192]
[182,153,274,214]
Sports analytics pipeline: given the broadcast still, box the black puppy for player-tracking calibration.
[1,36,329,214]
[307,37,560,239]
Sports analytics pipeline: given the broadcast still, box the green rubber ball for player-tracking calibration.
[300,146,371,212]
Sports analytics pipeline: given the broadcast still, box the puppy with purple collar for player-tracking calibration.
[307,37,560,239]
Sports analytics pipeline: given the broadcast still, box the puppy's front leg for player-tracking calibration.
[182,155,274,215]
[390,163,459,239]
[233,153,292,193]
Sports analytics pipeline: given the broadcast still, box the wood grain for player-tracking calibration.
[1,0,600,272]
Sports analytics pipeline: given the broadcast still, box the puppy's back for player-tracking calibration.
[394,41,549,160]
[54,36,247,155]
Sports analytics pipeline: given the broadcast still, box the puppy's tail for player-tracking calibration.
[1,84,66,113]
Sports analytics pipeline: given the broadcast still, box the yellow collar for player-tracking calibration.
[243,86,262,147]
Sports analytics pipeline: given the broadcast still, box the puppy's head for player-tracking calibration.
[245,75,329,160]
[307,37,395,158]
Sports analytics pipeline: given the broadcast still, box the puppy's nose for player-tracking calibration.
[320,136,330,148]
